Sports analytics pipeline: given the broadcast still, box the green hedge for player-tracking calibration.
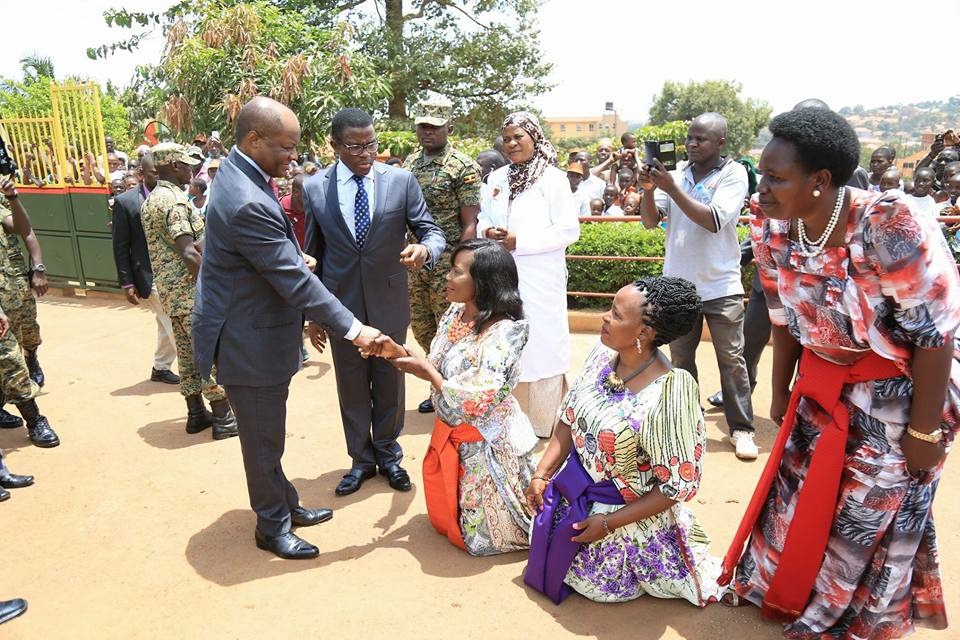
[566,222,754,309]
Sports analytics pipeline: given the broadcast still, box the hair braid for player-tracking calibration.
[633,277,702,347]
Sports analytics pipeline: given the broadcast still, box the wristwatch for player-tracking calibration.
[32,263,46,273]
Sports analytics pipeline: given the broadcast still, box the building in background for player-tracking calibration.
[546,103,629,141]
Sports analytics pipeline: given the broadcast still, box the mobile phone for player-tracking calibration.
[644,141,678,171]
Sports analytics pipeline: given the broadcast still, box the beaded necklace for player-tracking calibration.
[446,309,476,343]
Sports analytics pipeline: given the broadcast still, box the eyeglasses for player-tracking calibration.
[339,139,379,156]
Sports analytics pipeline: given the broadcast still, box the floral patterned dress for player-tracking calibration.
[429,304,538,556]
[553,342,726,604]
[739,189,960,638]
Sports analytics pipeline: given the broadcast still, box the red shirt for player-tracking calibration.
[279,194,306,247]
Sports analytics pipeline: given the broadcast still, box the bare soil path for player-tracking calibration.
[3,295,957,639]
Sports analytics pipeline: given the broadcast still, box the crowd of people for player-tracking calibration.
[0,93,957,639]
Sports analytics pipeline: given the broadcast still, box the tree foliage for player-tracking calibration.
[353,0,553,137]
[93,1,390,149]
[648,80,771,156]
[91,0,554,143]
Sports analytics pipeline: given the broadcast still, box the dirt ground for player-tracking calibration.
[2,295,958,640]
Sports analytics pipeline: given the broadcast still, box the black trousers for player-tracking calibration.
[225,381,299,537]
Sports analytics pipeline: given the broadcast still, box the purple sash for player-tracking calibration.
[524,451,626,604]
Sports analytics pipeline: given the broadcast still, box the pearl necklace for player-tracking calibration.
[795,187,846,257]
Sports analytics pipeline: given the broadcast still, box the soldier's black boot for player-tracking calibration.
[0,392,23,429]
[15,399,60,448]
[185,394,213,434]
[24,350,44,388]
[209,399,239,441]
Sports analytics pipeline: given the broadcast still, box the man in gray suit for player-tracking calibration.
[303,108,445,497]
[193,97,383,560]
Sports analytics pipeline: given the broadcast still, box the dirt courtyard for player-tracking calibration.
[2,295,957,639]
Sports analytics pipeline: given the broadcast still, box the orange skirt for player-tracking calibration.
[422,417,484,550]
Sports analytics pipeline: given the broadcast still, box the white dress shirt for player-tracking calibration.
[235,147,362,340]
[335,160,376,240]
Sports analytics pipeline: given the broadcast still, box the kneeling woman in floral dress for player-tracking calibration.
[377,239,537,555]
[524,276,727,605]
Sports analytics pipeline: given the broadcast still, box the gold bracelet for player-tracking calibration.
[906,426,943,444]
[532,474,551,483]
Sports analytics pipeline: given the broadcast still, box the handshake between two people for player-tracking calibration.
[305,325,435,381]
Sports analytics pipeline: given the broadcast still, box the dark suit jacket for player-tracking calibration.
[302,161,445,338]
[193,149,356,387]
[111,187,153,298]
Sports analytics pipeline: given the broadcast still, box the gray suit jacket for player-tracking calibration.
[302,161,445,337]
[193,149,356,387]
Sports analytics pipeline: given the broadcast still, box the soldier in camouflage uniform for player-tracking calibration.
[0,177,60,447]
[2,224,46,385]
[141,143,237,440]
[403,98,482,413]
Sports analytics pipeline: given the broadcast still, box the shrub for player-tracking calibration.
[566,222,755,309]
[566,222,665,309]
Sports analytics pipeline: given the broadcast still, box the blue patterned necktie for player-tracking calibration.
[352,174,371,248]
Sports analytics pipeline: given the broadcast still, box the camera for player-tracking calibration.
[0,135,19,178]
[643,140,677,171]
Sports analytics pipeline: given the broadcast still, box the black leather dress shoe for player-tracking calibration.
[0,472,34,489]
[151,368,181,384]
[254,530,318,560]
[417,397,434,413]
[380,464,412,492]
[0,488,9,502]
[0,598,27,625]
[291,506,333,527]
[335,466,376,496]
[707,390,724,407]
[0,408,22,429]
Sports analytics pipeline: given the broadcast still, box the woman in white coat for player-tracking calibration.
[478,112,580,437]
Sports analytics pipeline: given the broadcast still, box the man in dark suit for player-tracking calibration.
[110,155,179,385]
[303,108,445,497]
[193,97,383,560]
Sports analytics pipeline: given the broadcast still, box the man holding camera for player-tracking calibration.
[639,112,756,460]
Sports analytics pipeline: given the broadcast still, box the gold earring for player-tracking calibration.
[812,188,821,198]
[635,338,644,355]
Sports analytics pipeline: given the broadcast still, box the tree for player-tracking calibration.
[20,55,56,85]
[91,0,554,142]
[91,1,390,148]
[648,80,772,156]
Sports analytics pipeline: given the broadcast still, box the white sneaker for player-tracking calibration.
[731,431,758,461]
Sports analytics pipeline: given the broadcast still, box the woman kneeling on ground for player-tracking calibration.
[524,276,727,605]
[375,239,537,555]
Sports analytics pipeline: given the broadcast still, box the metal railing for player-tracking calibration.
[566,214,960,300]
[0,81,109,189]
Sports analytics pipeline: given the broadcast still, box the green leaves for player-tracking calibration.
[648,80,772,157]
[566,223,666,309]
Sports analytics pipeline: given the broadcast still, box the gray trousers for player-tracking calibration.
[225,381,299,537]
[669,293,754,434]
[329,333,405,470]
[742,270,772,390]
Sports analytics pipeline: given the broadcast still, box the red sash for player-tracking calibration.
[719,349,902,621]
[422,417,484,550]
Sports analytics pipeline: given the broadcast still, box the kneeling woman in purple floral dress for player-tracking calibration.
[524,277,727,605]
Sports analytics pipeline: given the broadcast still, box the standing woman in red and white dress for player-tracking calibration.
[722,107,959,639]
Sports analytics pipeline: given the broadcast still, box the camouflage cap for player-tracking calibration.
[415,98,453,126]
[151,142,201,167]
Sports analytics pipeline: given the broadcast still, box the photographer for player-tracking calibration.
[639,112,756,460]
